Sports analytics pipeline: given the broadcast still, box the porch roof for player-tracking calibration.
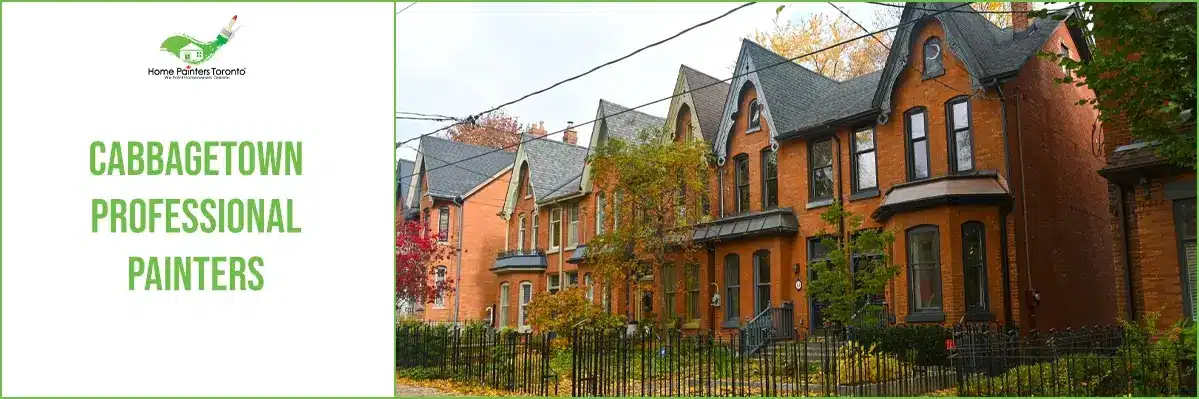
[692,208,799,243]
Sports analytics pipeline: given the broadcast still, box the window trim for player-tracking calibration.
[961,221,991,319]
[946,96,975,174]
[808,137,835,202]
[663,264,678,319]
[549,208,562,251]
[499,283,510,327]
[518,281,532,328]
[1173,197,1197,321]
[753,250,772,316]
[734,154,751,214]
[567,205,579,248]
[747,98,762,133]
[723,254,741,327]
[437,206,450,242]
[595,192,606,235]
[517,214,527,251]
[850,126,879,196]
[904,107,932,182]
[905,225,945,322]
[548,273,561,293]
[922,36,945,79]
[761,148,779,209]
[434,266,448,308]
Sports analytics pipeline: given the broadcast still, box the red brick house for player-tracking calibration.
[403,136,514,323]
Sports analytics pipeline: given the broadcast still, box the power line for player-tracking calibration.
[396,2,417,15]
[865,2,1077,14]
[397,111,459,119]
[398,1,978,182]
[396,116,458,122]
[395,2,757,149]
[829,2,889,50]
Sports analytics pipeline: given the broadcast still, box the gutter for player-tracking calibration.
[1115,185,1137,320]
[452,195,465,324]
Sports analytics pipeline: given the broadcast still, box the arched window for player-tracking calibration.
[499,283,510,327]
[434,266,448,308]
[519,281,533,328]
[734,154,750,213]
[518,214,527,251]
[946,96,974,173]
[595,192,606,235]
[961,222,989,315]
[584,273,594,301]
[724,254,741,324]
[906,226,943,320]
[675,104,692,142]
[747,99,762,131]
[753,250,772,315]
[522,163,533,198]
[923,37,945,78]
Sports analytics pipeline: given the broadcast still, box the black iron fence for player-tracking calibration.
[395,324,558,395]
[397,321,1195,397]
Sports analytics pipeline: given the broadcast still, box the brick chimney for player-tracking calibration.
[562,121,578,145]
[527,121,547,138]
[1011,2,1031,31]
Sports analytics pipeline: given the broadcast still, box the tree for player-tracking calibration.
[584,126,711,326]
[1035,2,1196,167]
[806,203,899,326]
[755,3,1012,81]
[525,287,623,338]
[446,109,524,151]
[395,219,455,309]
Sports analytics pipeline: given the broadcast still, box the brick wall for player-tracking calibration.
[1116,172,1196,328]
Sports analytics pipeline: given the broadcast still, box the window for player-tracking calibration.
[907,226,943,316]
[438,206,450,242]
[724,254,741,324]
[567,271,579,288]
[747,99,762,131]
[734,154,750,213]
[809,138,834,201]
[567,205,579,247]
[1058,43,1071,74]
[923,37,944,78]
[753,250,772,315]
[962,222,989,314]
[549,208,561,250]
[548,274,561,293]
[852,127,877,192]
[531,213,539,250]
[663,264,677,318]
[584,273,594,302]
[701,170,712,217]
[640,289,654,320]
[947,97,974,173]
[519,281,532,327]
[851,233,885,305]
[1175,198,1197,320]
[686,263,700,321]
[499,283,510,327]
[905,108,930,181]
[524,169,533,198]
[596,192,606,235]
[518,214,527,251]
[434,266,447,308]
[762,149,778,208]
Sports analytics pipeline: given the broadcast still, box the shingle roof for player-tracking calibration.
[520,133,589,202]
[874,3,1068,112]
[396,158,414,207]
[418,136,515,199]
[741,39,840,136]
[598,99,667,143]
[680,65,732,143]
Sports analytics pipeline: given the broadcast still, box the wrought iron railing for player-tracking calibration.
[742,302,795,355]
[497,248,545,258]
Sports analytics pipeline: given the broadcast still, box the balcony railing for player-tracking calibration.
[497,248,545,258]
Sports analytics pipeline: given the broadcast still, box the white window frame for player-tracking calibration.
[519,281,532,330]
[518,214,527,251]
[531,212,539,250]
[567,205,579,248]
[499,283,510,327]
[596,193,606,235]
[433,266,447,308]
[548,274,561,293]
[550,208,562,250]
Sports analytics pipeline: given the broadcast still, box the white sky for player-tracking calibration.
[395,2,890,162]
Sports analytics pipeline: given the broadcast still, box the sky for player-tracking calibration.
[395,2,888,162]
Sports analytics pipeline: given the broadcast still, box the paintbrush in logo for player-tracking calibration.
[159,15,238,65]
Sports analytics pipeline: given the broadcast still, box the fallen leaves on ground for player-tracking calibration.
[396,376,509,397]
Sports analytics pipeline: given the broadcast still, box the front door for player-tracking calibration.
[809,268,825,328]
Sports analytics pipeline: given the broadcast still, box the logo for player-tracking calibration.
[150,15,247,80]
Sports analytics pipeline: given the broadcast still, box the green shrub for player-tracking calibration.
[849,324,949,366]
[834,342,904,384]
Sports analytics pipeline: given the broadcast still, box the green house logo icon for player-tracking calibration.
[160,15,238,65]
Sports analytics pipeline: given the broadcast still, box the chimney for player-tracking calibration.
[1011,2,1031,32]
[563,121,578,145]
[528,121,547,138]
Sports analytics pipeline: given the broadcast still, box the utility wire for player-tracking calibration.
[397,2,974,182]
[396,116,458,122]
[396,2,417,15]
[864,2,1073,14]
[395,2,757,149]
[397,111,459,119]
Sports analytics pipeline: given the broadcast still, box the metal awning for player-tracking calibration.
[492,250,548,273]
[692,208,799,243]
[566,245,587,264]
[872,171,1013,221]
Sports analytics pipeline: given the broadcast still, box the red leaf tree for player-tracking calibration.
[446,109,524,151]
[395,219,455,306]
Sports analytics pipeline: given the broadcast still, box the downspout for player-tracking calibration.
[1115,185,1137,320]
[452,196,465,323]
[995,84,1014,325]
[1013,89,1038,328]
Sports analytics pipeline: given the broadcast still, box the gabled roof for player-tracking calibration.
[873,2,1071,115]
[416,136,515,200]
[597,99,667,143]
[519,133,590,202]
[680,65,732,143]
[396,158,414,207]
